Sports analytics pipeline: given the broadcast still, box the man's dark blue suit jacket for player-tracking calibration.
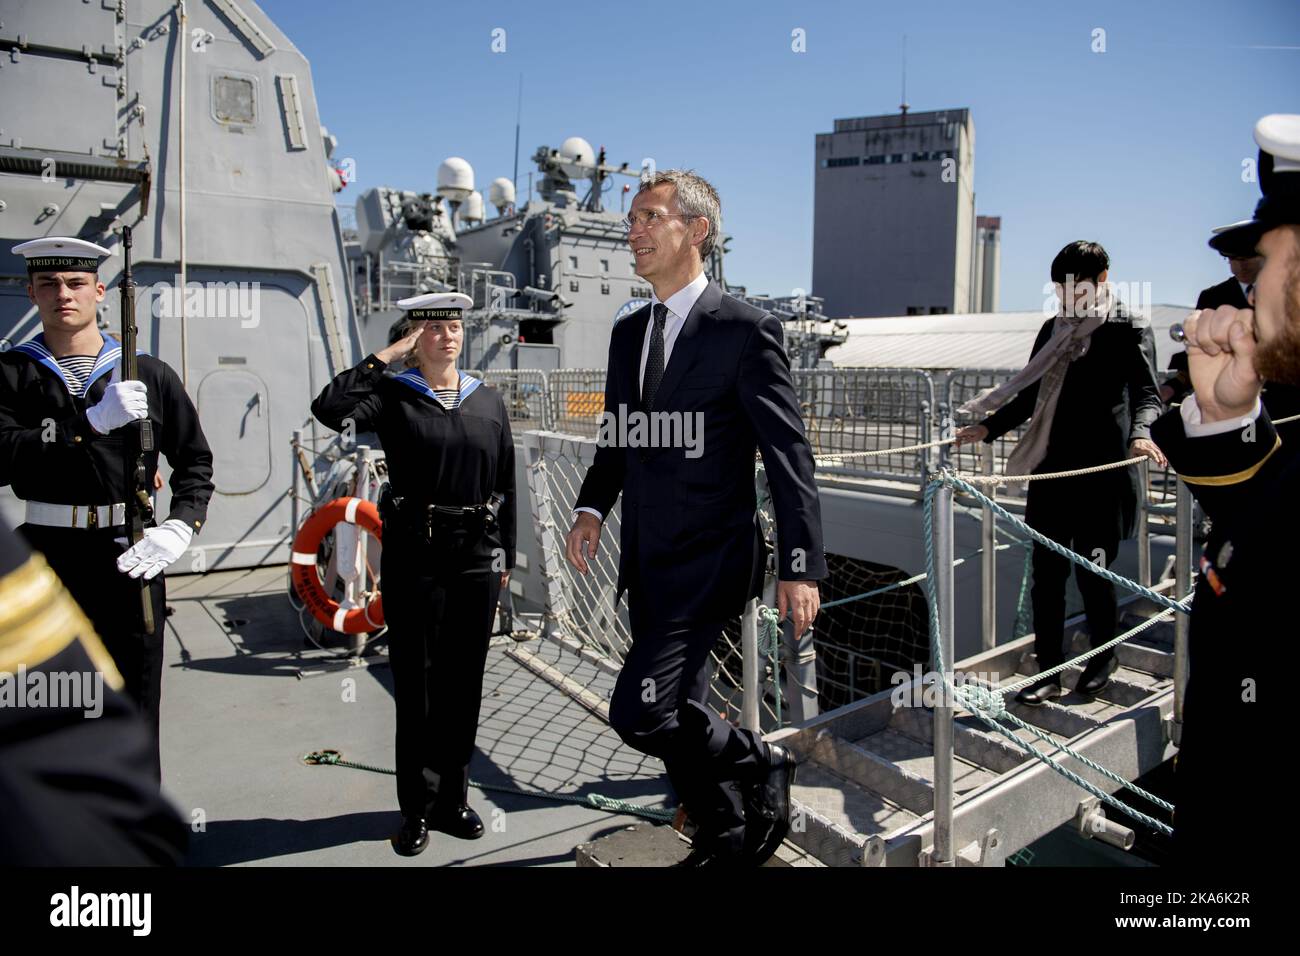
[575,279,827,624]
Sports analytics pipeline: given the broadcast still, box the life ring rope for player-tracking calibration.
[290,496,385,634]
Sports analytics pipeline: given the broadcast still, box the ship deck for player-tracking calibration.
[160,565,820,866]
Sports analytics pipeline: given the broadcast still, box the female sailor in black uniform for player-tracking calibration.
[311,292,515,856]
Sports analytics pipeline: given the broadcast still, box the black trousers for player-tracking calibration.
[1024,476,1122,674]
[19,524,166,781]
[381,519,501,820]
[609,591,770,853]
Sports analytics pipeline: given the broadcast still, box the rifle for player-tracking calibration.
[120,225,156,631]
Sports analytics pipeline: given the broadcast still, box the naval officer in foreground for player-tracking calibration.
[1150,114,1300,865]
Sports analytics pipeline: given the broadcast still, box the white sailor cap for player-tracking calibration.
[11,236,112,274]
[395,291,473,319]
[1257,114,1300,174]
[1251,114,1300,231]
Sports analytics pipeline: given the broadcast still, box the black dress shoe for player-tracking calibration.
[393,815,428,856]
[1015,680,1063,707]
[743,743,797,864]
[1076,654,1119,697]
[428,803,485,840]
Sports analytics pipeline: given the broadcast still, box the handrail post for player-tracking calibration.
[1171,477,1192,746]
[741,598,760,732]
[981,446,996,651]
[931,478,956,865]
[290,428,303,536]
[1137,459,1151,587]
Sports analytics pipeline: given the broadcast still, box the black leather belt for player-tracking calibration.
[379,484,502,540]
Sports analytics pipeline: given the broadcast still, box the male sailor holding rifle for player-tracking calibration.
[0,236,214,781]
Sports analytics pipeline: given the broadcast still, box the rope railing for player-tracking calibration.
[922,469,1188,837]
[813,437,955,462]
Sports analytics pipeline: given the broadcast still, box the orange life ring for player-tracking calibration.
[291,496,385,633]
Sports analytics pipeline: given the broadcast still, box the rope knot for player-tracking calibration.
[958,683,1006,720]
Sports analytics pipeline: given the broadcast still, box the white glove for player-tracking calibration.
[87,365,148,435]
[117,519,194,580]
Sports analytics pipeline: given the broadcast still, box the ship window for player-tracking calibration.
[212,74,256,126]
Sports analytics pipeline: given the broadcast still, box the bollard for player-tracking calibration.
[981,447,996,651]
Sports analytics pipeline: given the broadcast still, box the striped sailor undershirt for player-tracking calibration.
[55,355,98,395]
[432,387,461,410]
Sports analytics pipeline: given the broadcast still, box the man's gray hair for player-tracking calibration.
[638,169,722,260]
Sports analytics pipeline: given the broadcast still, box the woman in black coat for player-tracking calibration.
[311,292,515,856]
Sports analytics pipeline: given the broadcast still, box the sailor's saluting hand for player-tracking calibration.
[375,324,424,366]
[85,362,149,435]
[1181,305,1261,423]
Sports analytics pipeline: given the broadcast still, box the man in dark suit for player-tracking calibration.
[1166,221,1300,421]
[956,241,1165,706]
[565,169,826,865]
[1164,222,1260,404]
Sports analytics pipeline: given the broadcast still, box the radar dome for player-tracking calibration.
[558,136,595,178]
[461,190,484,224]
[437,157,474,203]
[489,177,516,212]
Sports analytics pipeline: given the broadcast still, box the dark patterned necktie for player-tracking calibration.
[643,303,668,407]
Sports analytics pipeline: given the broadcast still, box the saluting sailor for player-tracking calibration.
[1151,114,1300,865]
[311,291,516,857]
[0,237,215,781]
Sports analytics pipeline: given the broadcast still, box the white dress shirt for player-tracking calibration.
[574,270,710,524]
[1179,393,1262,437]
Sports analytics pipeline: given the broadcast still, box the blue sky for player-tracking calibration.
[263,0,1300,313]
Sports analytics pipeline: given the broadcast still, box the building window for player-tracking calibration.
[906,306,922,316]
[930,306,949,314]
[601,282,610,295]
[826,156,860,168]
[569,280,580,293]
[889,153,904,164]
[568,256,579,269]
[600,259,609,272]
[864,155,885,166]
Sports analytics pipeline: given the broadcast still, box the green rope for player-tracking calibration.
[301,750,675,823]
[756,606,783,726]
[922,471,1182,837]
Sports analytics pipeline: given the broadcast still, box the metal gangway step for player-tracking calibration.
[774,593,1179,866]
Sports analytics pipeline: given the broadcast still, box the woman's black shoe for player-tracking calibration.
[1015,680,1063,707]
[1077,655,1119,697]
[393,815,429,856]
[429,803,485,840]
